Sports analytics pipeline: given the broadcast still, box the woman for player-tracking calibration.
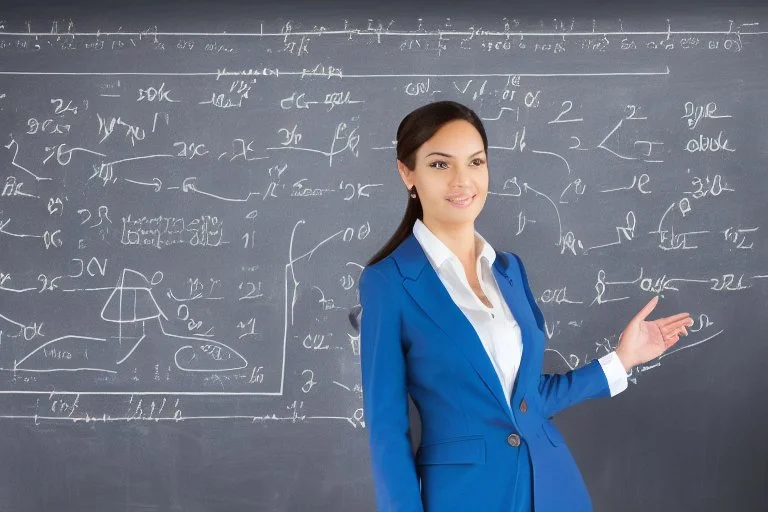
[358,100,694,511]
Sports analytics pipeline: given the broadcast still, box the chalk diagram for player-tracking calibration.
[12,268,248,374]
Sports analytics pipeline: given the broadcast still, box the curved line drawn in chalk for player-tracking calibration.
[14,268,247,373]
[13,335,116,373]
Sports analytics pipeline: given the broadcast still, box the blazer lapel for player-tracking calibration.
[491,257,539,400]
[393,233,536,421]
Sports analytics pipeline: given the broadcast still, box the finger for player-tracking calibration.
[662,329,680,344]
[658,313,692,327]
[657,318,693,334]
[660,326,677,339]
[665,334,680,348]
[661,323,688,339]
[664,319,692,335]
[632,295,659,323]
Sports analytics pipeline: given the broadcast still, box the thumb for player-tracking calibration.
[631,295,659,323]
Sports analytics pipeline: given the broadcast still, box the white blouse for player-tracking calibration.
[412,218,628,406]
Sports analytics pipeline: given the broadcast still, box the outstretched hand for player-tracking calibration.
[615,296,694,372]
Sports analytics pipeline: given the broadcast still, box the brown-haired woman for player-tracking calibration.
[357,100,694,511]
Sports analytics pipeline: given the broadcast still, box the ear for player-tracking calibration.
[396,159,414,190]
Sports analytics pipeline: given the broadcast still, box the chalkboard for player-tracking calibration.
[1,1,767,510]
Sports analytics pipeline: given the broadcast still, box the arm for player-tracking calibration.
[358,266,423,512]
[507,253,617,418]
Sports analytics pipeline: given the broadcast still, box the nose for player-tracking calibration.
[448,164,473,187]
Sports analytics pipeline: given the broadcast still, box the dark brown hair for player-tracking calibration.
[365,100,489,267]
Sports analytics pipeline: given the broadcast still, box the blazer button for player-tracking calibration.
[507,433,521,447]
[519,399,528,413]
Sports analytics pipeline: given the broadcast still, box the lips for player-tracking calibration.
[446,194,476,207]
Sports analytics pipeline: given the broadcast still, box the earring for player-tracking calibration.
[409,185,417,199]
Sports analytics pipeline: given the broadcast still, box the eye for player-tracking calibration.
[471,158,486,166]
[428,160,448,170]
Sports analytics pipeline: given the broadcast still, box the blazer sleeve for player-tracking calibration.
[358,265,424,512]
[507,252,611,419]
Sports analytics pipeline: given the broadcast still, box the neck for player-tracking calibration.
[421,217,480,267]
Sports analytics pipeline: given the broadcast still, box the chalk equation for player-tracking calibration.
[0,15,766,423]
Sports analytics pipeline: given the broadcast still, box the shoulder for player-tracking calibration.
[361,255,400,283]
[359,256,402,301]
[358,257,404,325]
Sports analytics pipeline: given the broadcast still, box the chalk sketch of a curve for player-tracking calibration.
[13,268,248,374]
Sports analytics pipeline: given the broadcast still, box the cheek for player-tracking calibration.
[419,180,446,202]
[477,173,490,193]
[477,179,490,204]
[476,192,489,209]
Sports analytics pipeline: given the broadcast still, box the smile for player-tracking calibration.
[446,194,476,208]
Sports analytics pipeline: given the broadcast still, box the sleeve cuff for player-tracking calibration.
[598,351,629,397]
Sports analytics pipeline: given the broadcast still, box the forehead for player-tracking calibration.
[419,120,484,155]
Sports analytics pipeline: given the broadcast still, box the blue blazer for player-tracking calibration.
[359,232,612,511]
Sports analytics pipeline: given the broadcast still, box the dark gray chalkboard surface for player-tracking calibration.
[1,0,767,510]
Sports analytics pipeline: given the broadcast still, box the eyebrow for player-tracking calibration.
[424,150,485,158]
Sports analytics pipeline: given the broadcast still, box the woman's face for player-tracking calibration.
[397,119,488,230]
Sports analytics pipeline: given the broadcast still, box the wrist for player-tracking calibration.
[615,347,633,373]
